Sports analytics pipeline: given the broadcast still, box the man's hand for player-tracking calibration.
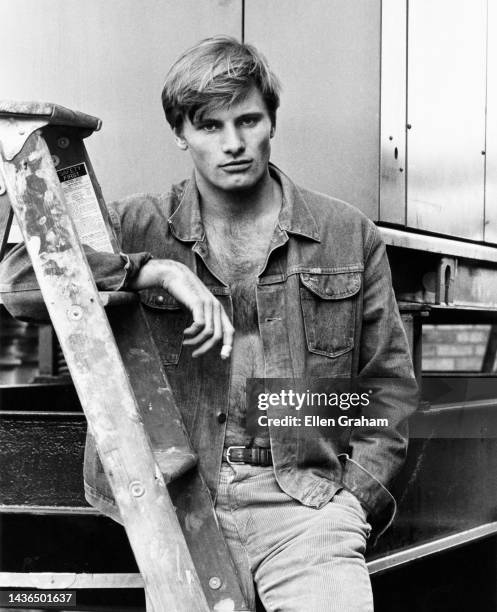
[128,259,234,359]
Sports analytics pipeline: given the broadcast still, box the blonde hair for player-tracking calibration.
[161,36,281,130]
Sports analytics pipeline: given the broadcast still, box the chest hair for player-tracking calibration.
[204,217,276,332]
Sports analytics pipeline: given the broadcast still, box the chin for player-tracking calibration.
[224,180,257,192]
[222,173,263,192]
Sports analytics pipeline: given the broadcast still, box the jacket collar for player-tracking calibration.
[168,163,320,243]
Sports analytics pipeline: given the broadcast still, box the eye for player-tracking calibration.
[201,122,218,132]
[241,117,257,127]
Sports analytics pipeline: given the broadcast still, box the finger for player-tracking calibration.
[220,310,234,360]
[183,300,205,337]
[183,299,214,347]
[192,301,223,358]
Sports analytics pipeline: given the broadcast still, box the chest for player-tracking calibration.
[202,220,275,333]
[205,220,275,284]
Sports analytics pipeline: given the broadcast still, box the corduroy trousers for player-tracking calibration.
[215,464,374,612]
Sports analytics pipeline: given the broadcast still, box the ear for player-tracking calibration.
[270,124,276,139]
[173,128,188,151]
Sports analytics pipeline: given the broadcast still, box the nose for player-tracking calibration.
[221,125,245,156]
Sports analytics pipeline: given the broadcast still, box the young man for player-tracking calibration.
[0,37,417,611]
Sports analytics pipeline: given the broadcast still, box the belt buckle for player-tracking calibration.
[226,446,246,465]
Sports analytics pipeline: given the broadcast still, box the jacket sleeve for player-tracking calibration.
[0,203,152,322]
[341,223,418,534]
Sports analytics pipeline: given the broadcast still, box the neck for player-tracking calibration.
[196,167,280,222]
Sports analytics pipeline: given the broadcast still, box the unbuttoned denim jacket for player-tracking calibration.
[0,164,417,539]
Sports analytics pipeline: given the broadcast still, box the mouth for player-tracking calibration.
[220,160,253,172]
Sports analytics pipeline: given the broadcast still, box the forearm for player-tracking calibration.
[0,241,151,322]
[129,258,234,359]
[126,258,181,291]
[0,248,235,358]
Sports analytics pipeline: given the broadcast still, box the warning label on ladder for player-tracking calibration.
[57,163,113,253]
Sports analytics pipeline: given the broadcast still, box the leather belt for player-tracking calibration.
[223,446,273,466]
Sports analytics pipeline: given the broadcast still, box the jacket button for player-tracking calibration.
[217,413,227,424]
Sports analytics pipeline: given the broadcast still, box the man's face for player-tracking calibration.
[175,87,274,193]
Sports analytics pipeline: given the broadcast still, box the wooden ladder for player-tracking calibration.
[0,101,249,612]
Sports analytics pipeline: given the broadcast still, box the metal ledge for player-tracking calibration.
[419,398,497,414]
[0,572,143,589]
[380,227,497,263]
[367,522,497,575]
[0,504,98,515]
[2,524,496,586]
[0,410,83,417]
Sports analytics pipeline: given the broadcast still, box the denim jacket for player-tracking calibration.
[0,164,417,538]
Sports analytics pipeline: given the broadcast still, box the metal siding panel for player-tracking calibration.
[244,0,381,219]
[0,0,242,201]
[379,0,408,225]
[406,0,487,240]
[485,0,497,243]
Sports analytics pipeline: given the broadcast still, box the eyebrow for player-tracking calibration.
[237,111,265,119]
[195,110,265,125]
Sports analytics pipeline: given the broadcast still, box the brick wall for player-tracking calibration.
[422,325,490,372]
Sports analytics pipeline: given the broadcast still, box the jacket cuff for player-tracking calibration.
[118,252,153,290]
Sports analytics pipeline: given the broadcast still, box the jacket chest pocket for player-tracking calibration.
[140,289,189,365]
[300,272,361,358]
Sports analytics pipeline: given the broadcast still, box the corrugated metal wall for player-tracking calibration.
[1,1,496,243]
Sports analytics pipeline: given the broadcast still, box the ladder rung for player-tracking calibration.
[0,290,138,309]
[98,291,138,307]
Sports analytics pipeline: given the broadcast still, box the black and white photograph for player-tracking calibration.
[0,2,496,611]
